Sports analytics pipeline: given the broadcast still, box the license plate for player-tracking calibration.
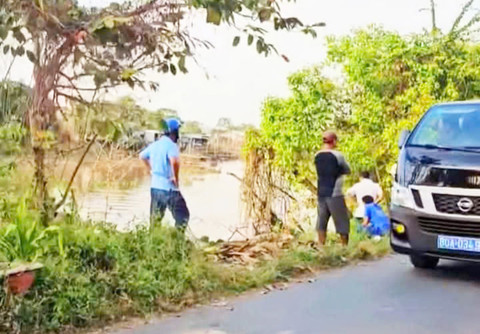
[437,235,480,253]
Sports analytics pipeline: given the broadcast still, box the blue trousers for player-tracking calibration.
[361,224,389,237]
[150,188,190,228]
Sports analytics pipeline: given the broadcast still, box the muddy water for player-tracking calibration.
[78,161,252,241]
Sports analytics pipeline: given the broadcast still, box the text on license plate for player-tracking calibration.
[437,235,480,253]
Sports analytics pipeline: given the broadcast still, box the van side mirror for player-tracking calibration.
[398,130,410,148]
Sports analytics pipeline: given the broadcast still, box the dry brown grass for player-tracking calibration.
[52,149,219,193]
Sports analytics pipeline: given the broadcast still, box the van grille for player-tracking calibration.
[414,167,480,189]
[433,194,480,216]
[418,217,480,237]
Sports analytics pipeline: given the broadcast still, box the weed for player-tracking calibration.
[0,213,389,333]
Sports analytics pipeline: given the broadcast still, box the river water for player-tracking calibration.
[77,161,252,241]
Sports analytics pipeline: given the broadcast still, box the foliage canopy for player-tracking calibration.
[247,23,480,198]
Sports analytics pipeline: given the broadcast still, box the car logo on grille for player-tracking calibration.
[457,198,474,213]
[467,176,480,187]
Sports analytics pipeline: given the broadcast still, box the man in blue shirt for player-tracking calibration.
[140,118,189,229]
[361,195,390,237]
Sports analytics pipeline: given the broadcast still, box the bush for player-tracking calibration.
[0,222,211,332]
[0,216,389,333]
[246,26,480,201]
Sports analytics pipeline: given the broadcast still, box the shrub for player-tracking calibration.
[0,215,388,333]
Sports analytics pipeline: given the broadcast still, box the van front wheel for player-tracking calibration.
[410,254,439,269]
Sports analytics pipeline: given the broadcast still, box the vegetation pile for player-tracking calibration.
[204,233,295,265]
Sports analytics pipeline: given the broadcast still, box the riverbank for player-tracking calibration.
[0,151,390,334]
[77,160,246,239]
[0,218,389,334]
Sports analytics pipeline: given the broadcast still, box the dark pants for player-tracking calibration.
[316,196,350,235]
[150,188,190,228]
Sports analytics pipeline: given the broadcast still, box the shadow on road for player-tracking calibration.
[412,260,480,283]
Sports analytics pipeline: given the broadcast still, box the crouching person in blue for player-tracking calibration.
[140,118,190,230]
[361,195,389,238]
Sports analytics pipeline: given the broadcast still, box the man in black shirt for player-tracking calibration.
[314,131,351,246]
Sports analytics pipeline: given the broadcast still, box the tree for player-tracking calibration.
[73,96,150,142]
[0,0,321,223]
[245,2,480,223]
[182,120,203,134]
[0,81,31,125]
[327,24,480,190]
[147,108,178,130]
[245,67,339,185]
[0,81,30,155]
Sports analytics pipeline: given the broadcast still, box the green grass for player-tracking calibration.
[0,214,390,333]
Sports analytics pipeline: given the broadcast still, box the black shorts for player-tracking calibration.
[316,196,350,235]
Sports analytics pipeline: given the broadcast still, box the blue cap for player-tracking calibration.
[164,118,181,133]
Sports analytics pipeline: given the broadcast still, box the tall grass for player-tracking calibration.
[0,158,390,333]
[0,216,389,333]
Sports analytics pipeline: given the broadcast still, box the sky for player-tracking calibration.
[0,0,469,127]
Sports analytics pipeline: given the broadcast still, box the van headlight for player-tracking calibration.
[391,183,415,209]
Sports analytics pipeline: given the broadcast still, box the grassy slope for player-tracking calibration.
[0,220,390,333]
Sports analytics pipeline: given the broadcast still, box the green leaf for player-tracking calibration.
[233,36,240,47]
[103,16,115,29]
[26,51,36,63]
[0,27,7,40]
[90,18,105,32]
[15,46,24,57]
[258,8,272,22]
[248,34,254,46]
[256,40,263,54]
[178,56,187,73]
[170,64,177,75]
[12,29,25,43]
[73,48,82,64]
[94,72,107,87]
[121,68,137,81]
[84,62,96,73]
[303,28,318,38]
[207,5,222,25]
[113,16,133,25]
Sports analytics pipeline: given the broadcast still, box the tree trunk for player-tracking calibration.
[33,145,50,226]
[31,57,56,225]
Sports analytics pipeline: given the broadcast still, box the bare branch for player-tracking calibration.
[54,134,98,212]
[228,172,297,201]
[56,91,91,106]
[56,84,117,92]
[2,54,18,81]
[454,12,480,37]
[430,0,438,32]
[450,0,475,35]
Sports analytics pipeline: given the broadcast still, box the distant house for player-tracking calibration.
[208,130,244,159]
[179,134,209,154]
[143,129,162,144]
[119,129,161,151]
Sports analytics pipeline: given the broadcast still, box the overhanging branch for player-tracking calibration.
[53,134,98,212]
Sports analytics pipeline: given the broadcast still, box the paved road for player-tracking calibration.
[114,255,480,334]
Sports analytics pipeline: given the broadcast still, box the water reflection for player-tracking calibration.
[78,161,251,241]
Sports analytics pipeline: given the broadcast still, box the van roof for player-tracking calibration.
[434,100,480,107]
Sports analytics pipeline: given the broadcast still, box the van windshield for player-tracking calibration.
[408,104,480,150]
